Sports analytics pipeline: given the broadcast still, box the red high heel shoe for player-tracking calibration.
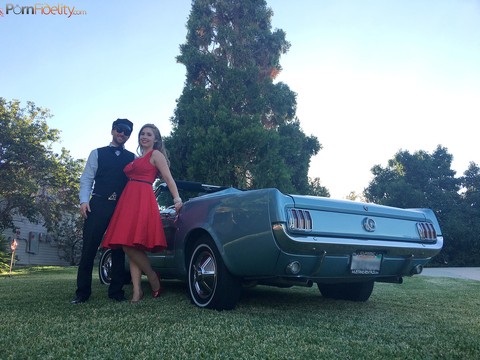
[152,287,163,298]
[152,272,163,298]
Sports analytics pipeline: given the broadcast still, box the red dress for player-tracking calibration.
[102,150,167,252]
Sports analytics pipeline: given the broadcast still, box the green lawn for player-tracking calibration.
[1,267,479,359]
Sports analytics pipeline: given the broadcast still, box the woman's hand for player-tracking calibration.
[174,197,183,212]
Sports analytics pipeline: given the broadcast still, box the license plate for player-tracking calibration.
[351,252,382,274]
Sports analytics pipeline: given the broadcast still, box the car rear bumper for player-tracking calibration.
[271,223,443,281]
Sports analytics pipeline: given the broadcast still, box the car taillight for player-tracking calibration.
[416,222,437,241]
[287,209,312,231]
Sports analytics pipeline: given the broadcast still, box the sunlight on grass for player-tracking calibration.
[0,265,70,277]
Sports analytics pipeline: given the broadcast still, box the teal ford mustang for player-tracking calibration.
[98,181,443,310]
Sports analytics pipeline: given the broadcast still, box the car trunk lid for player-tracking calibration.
[286,195,436,243]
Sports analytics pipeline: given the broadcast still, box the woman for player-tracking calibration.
[101,124,182,303]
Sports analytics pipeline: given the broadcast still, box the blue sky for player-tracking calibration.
[1,0,479,198]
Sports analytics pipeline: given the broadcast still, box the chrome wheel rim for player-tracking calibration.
[101,253,112,282]
[192,249,217,300]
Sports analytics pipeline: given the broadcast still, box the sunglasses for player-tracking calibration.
[113,126,132,136]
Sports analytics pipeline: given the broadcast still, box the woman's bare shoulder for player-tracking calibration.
[151,149,167,162]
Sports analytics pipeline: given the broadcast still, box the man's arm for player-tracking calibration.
[79,149,98,218]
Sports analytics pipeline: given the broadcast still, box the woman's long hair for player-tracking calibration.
[136,123,170,166]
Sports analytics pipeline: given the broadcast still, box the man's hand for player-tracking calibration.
[80,202,91,219]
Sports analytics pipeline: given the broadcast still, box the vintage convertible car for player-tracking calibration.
[98,181,443,310]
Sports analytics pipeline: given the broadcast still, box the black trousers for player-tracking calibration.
[75,196,125,300]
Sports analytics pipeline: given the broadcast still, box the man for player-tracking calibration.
[71,118,136,304]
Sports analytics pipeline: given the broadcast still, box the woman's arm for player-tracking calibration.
[151,150,183,211]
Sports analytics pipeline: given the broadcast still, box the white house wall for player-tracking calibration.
[4,217,70,267]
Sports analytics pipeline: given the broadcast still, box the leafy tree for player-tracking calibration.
[455,162,480,265]
[364,145,480,266]
[462,162,480,203]
[308,177,330,197]
[0,98,84,232]
[166,0,321,193]
[51,214,83,266]
[365,146,460,209]
[345,191,365,202]
[0,234,11,273]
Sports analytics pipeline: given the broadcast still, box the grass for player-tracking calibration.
[1,267,479,360]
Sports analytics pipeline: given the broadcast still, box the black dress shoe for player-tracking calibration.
[109,295,127,302]
[70,296,87,304]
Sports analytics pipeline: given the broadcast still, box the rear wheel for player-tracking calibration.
[98,249,131,285]
[188,236,241,310]
[317,281,374,302]
[98,249,112,285]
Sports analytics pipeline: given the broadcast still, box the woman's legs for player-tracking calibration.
[128,258,143,302]
[123,246,161,295]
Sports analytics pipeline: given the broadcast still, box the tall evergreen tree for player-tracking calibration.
[166,0,320,193]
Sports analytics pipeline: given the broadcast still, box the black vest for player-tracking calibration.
[92,146,135,197]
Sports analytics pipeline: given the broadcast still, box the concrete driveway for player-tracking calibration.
[420,267,480,281]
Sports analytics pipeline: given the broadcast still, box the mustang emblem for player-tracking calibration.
[362,217,376,232]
